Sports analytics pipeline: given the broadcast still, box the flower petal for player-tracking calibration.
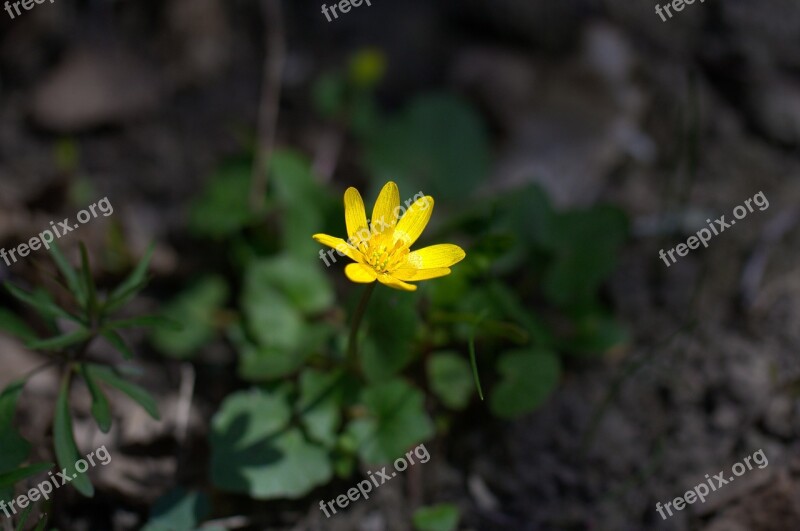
[400,244,465,269]
[393,196,434,248]
[312,233,363,263]
[377,274,417,291]
[370,181,400,238]
[391,267,451,281]
[345,263,377,283]
[344,187,369,247]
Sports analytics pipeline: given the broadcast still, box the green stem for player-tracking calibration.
[20,360,59,383]
[346,282,376,367]
[469,311,488,401]
[59,363,74,398]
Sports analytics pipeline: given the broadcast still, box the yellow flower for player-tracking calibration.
[313,182,466,291]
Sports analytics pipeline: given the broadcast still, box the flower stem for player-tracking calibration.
[469,311,488,401]
[347,282,376,367]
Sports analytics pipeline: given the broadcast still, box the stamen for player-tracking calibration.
[362,237,411,274]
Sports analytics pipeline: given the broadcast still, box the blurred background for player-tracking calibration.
[1,0,799,529]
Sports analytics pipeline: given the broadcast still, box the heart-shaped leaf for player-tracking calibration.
[490,349,561,419]
[210,388,332,499]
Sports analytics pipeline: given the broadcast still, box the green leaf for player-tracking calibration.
[0,386,47,500]
[485,282,552,346]
[0,461,54,490]
[312,72,346,118]
[233,323,330,382]
[467,230,521,275]
[102,280,147,316]
[141,488,211,531]
[188,159,255,238]
[0,381,31,501]
[80,364,112,433]
[53,373,94,497]
[427,263,472,308]
[361,288,419,382]
[104,243,155,313]
[496,183,555,249]
[244,255,334,316]
[347,379,434,464]
[15,502,33,531]
[297,369,345,448]
[55,137,79,172]
[105,315,174,330]
[332,436,357,478]
[364,93,490,201]
[151,277,228,359]
[269,151,335,258]
[412,504,460,531]
[0,381,31,473]
[5,283,79,323]
[242,284,303,351]
[542,205,628,252]
[210,388,332,499]
[48,242,87,308]
[238,255,335,378]
[32,515,49,531]
[85,365,159,420]
[269,151,326,205]
[541,206,628,311]
[101,329,133,360]
[349,90,380,138]
[427,352,474,410]
[490,349,561,419]
[237,344,301,381]
[27,328,91,351]
[78,243,98,317]
[0,308,38,343]
[562,313,629,357]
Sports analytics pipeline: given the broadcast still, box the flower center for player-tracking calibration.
[365,238,408,274]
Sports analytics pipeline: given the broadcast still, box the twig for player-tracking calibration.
[175,363,195,445]
[407,452,423,509]
[250,0,286,213]
[312,126,344,182]
[578,320,696,455]
[740,207,800,309]
[346,283,376,367]
[19,360,59,383]
[581,73,707,455]
[200,515,250,529]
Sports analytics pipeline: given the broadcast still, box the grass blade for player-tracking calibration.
[79,364,112,433]
[33,514,49,531]
[27,329,91,351]
[0,308,38,343]
[468,311,488,401]
[53,370,94,497]
[101,330,133,360]
[104,243,155,312]
[79,243,98,319]
[0,461,54,490]
[4,283,80,323]
[14,502,33,531]
[48,242,87,308]
[103,315,179,330]
[86,364,160,420]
